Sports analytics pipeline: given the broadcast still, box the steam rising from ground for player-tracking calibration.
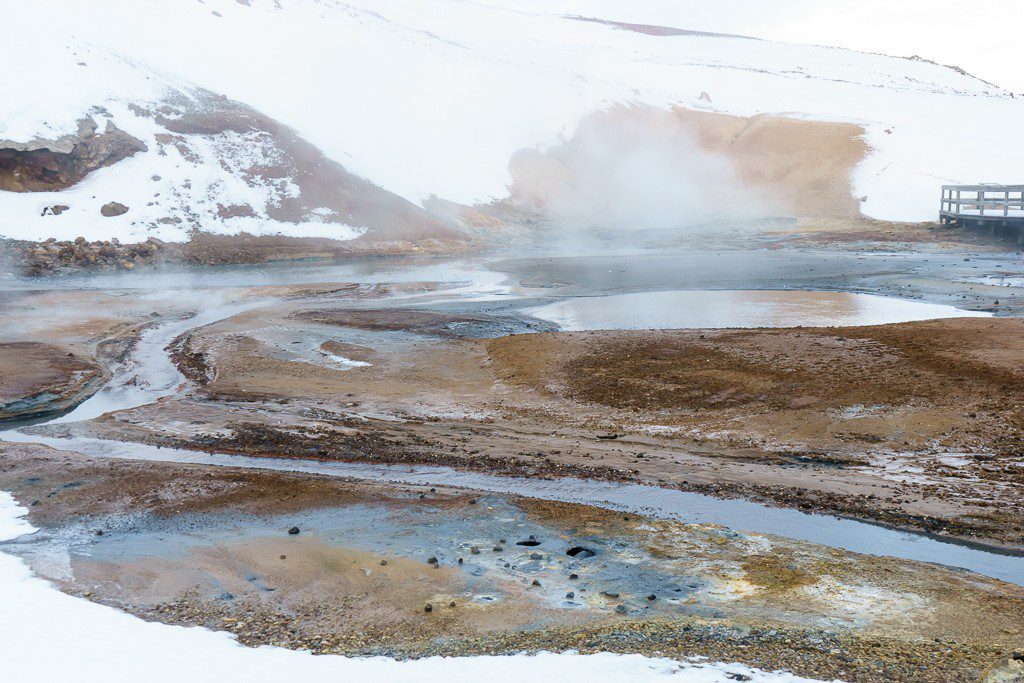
[509,106,772,236]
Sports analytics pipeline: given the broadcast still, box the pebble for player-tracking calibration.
[287,526,300,535]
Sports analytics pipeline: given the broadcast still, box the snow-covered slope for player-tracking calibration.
[2,0,1022,243]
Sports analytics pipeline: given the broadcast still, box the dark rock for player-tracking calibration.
[647,594,657,601]
[0,120,146,192]
[100,201,129,217]
[423,604,432,613]
[427,556,438,565]
[566,546,596,558]
[530,552,543,560]
[287,526,300,535]
[569,573,579,580]
[531,579,542,587]
[470,546,481,555]
[566,591,575,599]
[380,559,387,566]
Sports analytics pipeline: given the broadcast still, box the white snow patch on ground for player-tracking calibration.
[322,352,372,368]
[0,491,828,683]
[2,0,1023,235]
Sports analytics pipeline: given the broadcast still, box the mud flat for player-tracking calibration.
[3,248,1024,681]
[76,296,1022,551]
[1,442,1023,683]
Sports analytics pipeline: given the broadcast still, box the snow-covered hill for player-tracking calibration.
[2,0,1022,244]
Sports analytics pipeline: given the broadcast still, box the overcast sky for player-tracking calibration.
[489,0,1024,92]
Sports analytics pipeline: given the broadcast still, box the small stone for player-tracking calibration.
[615,604,627,613]
[280,555,286,560]
[457,557,464,565]
[380,559,388,566]
[424,604,432,613]
[566,591,575,599]
[531,580,542,587]
[601,591,620,598]
[493,546,503,552]
[470,547,481,555]
[530,552,543,560]
[569,573,579,580]
[427,556,438,565]
[287,526,300,535]
[647,594,657,601]
[448,601,456,608]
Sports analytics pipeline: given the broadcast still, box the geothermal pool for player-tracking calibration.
[527,289,991,331]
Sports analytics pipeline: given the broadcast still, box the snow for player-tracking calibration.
[2,0,1023,241]
[0,491,827,683]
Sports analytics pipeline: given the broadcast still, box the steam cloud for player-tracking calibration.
[509,105,771,235]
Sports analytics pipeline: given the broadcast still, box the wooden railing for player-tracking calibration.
[941,184,1024,223]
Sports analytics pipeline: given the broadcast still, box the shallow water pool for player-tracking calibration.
[527,289,990,330]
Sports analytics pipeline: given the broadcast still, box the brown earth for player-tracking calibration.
[0,342,106,421]
[485,318,1024,456]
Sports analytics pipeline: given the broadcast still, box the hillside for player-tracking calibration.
[2,0,1022,249]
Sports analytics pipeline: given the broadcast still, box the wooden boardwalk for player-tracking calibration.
[941,184,1024,242]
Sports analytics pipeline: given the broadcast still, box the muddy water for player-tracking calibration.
[10,498,706,613]
[8,433,1024,586]
[527,289,990,330]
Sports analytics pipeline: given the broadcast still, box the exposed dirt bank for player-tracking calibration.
[0,343,106,421]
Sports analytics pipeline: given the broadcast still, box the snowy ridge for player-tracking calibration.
[2,0,1022,242]
[0,491,827,682]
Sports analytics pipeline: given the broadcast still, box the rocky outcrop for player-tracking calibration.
[0,118,146,192]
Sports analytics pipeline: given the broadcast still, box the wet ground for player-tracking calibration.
[2,243,1024,680]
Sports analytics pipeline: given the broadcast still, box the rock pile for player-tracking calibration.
[6,235,171,275]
